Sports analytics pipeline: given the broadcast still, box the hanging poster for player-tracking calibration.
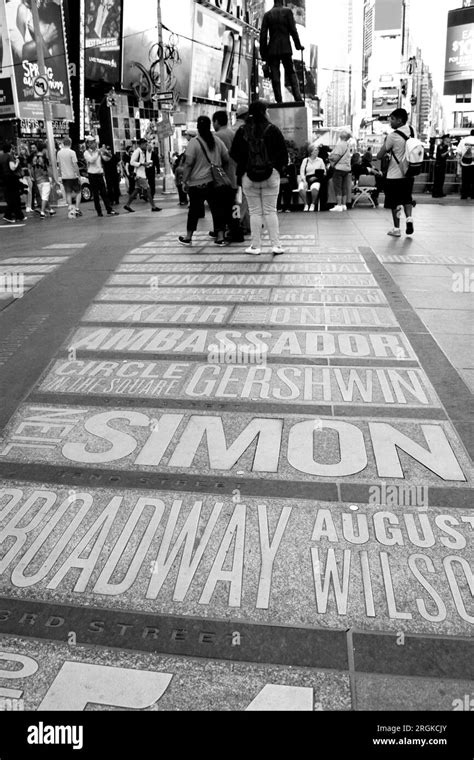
[84,0,122,83]
[4,0,73,120]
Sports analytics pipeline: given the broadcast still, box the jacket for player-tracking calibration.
[260,6,302,60]
[230,122,288,183]
[329,140,352,173]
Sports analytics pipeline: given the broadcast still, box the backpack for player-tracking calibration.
[245,124,273,182]
[394,128,424,177]
[462,144,473,165]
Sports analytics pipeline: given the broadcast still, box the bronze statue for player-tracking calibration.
[260,0,305,104]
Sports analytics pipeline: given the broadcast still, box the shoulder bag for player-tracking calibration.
[197,138,233,189]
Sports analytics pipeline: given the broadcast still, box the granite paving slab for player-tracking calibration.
[0,636,351,711]
[0,484,472,634]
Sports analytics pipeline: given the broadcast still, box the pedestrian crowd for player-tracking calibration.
[0,135,164,224]
[1,106,472,245]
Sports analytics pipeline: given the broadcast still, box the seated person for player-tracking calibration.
[298,143,326,211]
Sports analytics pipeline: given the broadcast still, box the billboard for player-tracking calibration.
[122,0,193,100]
[0,0,16,117]
[4,0,72,120]
[372,87,399,117]
[84,0,122,83]
[444,6,474,95]
[286,0,306,27]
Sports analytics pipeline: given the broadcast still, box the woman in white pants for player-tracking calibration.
[230,100,288,256]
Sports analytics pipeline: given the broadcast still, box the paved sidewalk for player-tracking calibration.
[0,199,472,712]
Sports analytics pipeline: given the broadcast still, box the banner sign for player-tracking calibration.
[444,6,474,94]
[286,0,306,27]
[0,0,16,118]
[84,0,122,83]
[0,76,15,118]
[4,0,73,120]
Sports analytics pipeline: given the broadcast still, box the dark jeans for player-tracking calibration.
[146,168,156,199]
[104,169,120,204]
[177,183,188,204]
[432,163,446,196]
[88,173,112,214]
[187,183,226,234]
[268,54,302,103]
[278,182,293,211]
[460,165,474,199]
[3,176,23,220]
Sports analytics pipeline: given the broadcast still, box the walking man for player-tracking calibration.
[0,142,26,224]
[457,129,474,200]
[83,137,119,217]
[57,137,82,218]
[124,139,162,213]
[432,135,450,198]
[377,108,415,237]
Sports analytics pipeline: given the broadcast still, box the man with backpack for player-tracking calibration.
[457,129,474,200]
[377,108,420,237]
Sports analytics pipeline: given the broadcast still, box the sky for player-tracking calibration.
[304,0,462,95]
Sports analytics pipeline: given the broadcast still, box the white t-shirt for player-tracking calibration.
[131,148,152,180]
[457,136,474,167]
[385,124,412,180]
[57,147,79,180]
[84,149,103,175]
[300,156,325,181]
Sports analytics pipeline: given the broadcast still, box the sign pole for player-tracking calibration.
[157,0,174,193]
[30,0,59,187]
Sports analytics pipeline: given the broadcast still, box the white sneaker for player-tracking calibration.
[25,206,32,213]
[303,205,310,212]
[387,228,401,237]
[341,205,348,211]
[309,204,315,212]
[246,246,261,255]
[272,246,286,255]
[330,205,343,212]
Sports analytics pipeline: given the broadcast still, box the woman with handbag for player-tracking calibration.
[298,143,326,211]
[328,131,352,212]
[178,115,230,247]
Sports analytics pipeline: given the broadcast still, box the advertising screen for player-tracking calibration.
[372,87,399,117]
[286,0,306,27]
[122,0,192,101]
[84,0,122,83]
[4,0,72,120]
[444,6,474,94]
[0,0,16,117]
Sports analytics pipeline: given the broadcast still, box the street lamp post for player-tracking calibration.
[157,0,174,193]
[30,0,59,186]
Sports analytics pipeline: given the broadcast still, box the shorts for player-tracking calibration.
[135,177,149,191]
[384,177,414,209]
[38,181,51,201]
[62,178,81,194]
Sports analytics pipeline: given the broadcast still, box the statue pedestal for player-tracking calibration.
[267,103,312,149]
